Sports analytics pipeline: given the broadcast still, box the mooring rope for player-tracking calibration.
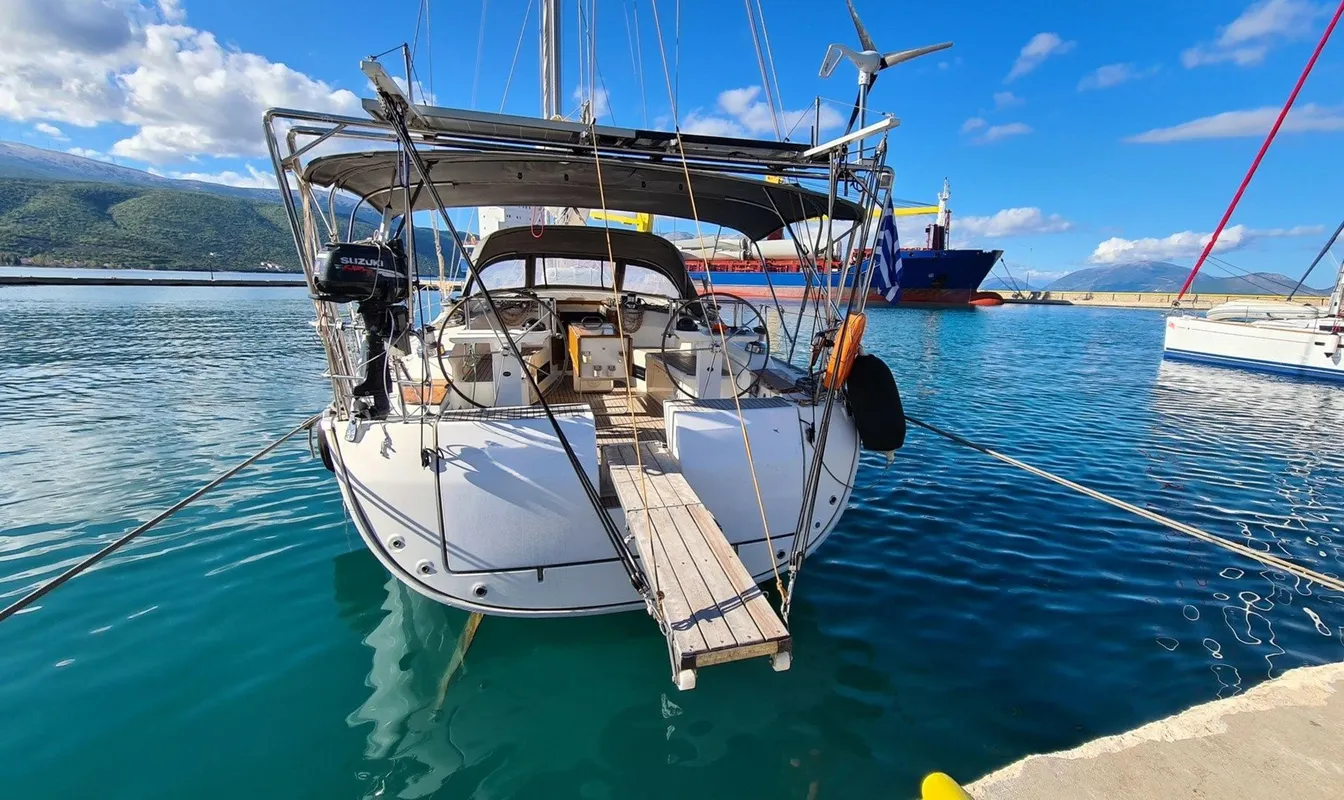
[0,414,322,624]
[905,415,1344,595]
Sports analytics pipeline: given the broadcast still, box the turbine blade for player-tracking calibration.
[819,44,846,78]
[880,41,953,69]
[844,0,878,52]
[844,85,864,133]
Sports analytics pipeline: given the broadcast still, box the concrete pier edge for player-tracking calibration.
[964,661,1344,799]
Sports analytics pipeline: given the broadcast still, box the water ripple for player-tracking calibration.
[1,295,1342,797]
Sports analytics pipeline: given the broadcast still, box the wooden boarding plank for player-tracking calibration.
[642,445,702,507]
[646,438,790,646]
[608,444,656,511]
[663,503,764,650]
[604,438,792,684]
[686,504,791,645]
[642,507,738,659]
[624,511,708,663]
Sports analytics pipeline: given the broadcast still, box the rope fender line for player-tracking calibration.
[905,414,1344,595]
[0,413,323,624]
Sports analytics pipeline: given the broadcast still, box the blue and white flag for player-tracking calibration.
[868,195,903,303]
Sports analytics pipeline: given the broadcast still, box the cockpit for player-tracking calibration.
[381,225,775,415]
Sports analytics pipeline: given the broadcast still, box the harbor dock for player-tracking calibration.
[1001,291,1331,310]
[0,275,306,288]
[964,662,1344,799]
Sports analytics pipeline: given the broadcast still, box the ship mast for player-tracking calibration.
[540,0,561,119]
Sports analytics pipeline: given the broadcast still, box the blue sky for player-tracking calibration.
[2,0,1343,285]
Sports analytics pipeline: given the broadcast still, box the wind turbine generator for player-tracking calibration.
[820,0,952,133]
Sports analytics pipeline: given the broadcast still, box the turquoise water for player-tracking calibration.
[2,287,1342,798]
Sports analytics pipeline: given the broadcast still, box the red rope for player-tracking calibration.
[1176,0,1344,302]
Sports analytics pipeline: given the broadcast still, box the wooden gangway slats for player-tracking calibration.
[605,441,791,689]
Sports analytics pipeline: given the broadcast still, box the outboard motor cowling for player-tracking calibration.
[845,353,906,452]
[313,241,411,305]
[312,241,413,418]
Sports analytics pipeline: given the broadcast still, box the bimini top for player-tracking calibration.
[470,226,698,300]
[301,151,864,241]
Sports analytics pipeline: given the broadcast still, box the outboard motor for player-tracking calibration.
[313,241,412,418]
[845,353,906,453]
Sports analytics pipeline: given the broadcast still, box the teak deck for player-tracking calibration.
[605,440,791,690]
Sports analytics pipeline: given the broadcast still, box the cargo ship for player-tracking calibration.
[474,181,1003,306]
[672,181,1003,307]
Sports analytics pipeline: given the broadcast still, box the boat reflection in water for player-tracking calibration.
[331,548,872,799]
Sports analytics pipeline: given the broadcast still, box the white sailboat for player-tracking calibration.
[264,3,923,687]
[1161,13,1344,383]
[1164,223,1344,382]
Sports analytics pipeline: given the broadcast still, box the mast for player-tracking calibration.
[1174,0,1344,303]
[540,0,561,119]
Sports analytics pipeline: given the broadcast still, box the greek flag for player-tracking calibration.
[869,196,903,303]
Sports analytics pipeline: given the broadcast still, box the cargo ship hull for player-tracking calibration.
[688,247,1003,306]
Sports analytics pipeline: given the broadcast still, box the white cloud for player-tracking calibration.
[0,0,361,165]
[150,163,276,189]
[993,91,1023,109]
[157,0,185,23]
[975,122,1033,144]
[1183,0,1328,68]
[1088,223,1323,263]
[1182,43,1270,67]
[34,122,68,140]
[1078,63,1159,90]
[957,207,1073,238]
[681,86,843,140]
[390,75,437,107]
[1126,103,1344,142]
[67,146,113,162]
[960,116,987,133]
[572,85,610,120]
[1006,33,1076,81]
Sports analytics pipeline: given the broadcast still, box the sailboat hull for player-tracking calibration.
[1163,315,1344,382]
[322,402,860,617]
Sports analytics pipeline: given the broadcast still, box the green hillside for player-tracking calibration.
[0,178,454,273]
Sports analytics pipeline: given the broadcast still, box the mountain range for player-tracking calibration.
[984,260,1328,295]
[0,142,1334,293]
[0,142,458,272]
[1043,260,1325,295]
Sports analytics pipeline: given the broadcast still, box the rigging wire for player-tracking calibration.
[993,256,1025,295]
[649,0,788,602]
[374,94,652,602]
[1288,214,1344,300]
[905,414,1344,595]
[1176,0,1344,302]
[0,414,321,624]
[499,0,536,112]
[586,114,666,633]
[409,1,427,66]
[742,0,783,139]
[425,0,435,101]
[1202,254,1307,297]
[624,0,649,126]
[753,0,786,137]
[471,0,490,107]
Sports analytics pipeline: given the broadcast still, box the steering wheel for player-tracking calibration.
[441,287,544,331]
[433,288,549,409]
[659,291,770,400]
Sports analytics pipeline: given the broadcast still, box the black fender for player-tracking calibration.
[845,353,906,452]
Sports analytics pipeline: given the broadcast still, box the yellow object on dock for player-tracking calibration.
[605,441,791,690]
[922,772,973,800]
